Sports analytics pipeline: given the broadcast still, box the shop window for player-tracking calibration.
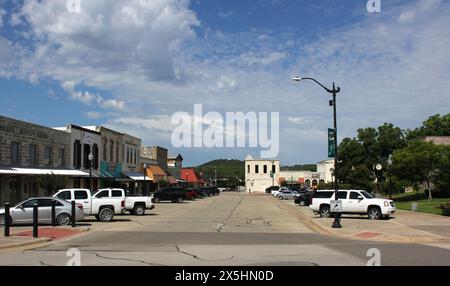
[44,147,52,166]
[10,142,20,164]
[60,148,65,167]
[110,140,114,162]
[29,144,38,165]
[74,140,81,168]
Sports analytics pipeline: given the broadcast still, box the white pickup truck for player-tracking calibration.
[93,188,155,216]
[309,189,396,220]
[53,188,125,222]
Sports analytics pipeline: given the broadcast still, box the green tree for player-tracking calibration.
[391,141,442,200]
[407,114,450,139]
[338,123,406,191]
[36,174,70,196]
[431,145,450,196]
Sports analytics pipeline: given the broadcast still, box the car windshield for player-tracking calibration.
[360,191,374,199]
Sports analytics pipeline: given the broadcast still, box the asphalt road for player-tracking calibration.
[0,192,449,266]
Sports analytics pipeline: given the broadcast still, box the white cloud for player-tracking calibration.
[398,0,442,23]
[9,13,22,26]
[84,111,103,119]
[61,81,125,110]
[1,0,450,164]
[288,116,320,125]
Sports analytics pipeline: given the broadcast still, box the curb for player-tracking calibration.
[0,237,52,251]
[269,195,450,244]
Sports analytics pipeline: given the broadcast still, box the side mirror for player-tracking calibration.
[358,196,363,200]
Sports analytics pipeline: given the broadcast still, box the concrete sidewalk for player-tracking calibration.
[0,226,90,252]
[277,197,450,243]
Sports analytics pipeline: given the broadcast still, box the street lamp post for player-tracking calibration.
[271,161,275,187]
[387,155,393,199]
[143,163,147,195]
[293,76,342,228]
[88,153,94,193]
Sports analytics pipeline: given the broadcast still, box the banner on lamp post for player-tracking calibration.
[328,128,336,157]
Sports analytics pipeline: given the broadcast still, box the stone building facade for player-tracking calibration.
[0,116,86,204]
[141,146,168,172]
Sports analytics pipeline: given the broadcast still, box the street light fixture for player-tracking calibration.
[88,153,94,193]
[143,163,148,195]
[293,76,342,228]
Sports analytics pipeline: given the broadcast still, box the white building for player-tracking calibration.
[244,155,280,193]
[316,159,335,183]
[245,155,335,193]
[278,170,321,187]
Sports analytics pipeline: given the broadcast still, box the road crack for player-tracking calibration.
[175,245,233,261]
[87,251,166,266]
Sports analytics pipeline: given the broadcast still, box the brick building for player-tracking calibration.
[0,116,87,204]
[141,146,168,172]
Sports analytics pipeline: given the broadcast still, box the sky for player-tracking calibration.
[0,0,449,166]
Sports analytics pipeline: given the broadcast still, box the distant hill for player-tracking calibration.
[280,164,317,172]
[192,159,245,187]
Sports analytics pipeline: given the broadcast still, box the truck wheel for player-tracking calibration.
[368,207,382,220]
[299,200,306,206]
[133,205,145,216]
[56,213,71,226]
[320,205,331,218]
[176,197,183,203]
[98,208,114,222]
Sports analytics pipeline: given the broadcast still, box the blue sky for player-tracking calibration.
[1,0,450,166]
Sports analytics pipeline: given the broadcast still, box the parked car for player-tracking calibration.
[152,187,187,203]
[276,190,298,200]
[177,187,198,200]
[265,186,279,194]
[309,189,396,220]
[209,187,220,196]
[53,188,125,222]
[294,190,314,206]
[272,186,290,197]
[93,188,155,215]
[0,197,84,227]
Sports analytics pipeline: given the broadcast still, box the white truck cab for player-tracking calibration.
[53,188,125,222]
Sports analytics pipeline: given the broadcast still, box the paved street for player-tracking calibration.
[1,192,450,266]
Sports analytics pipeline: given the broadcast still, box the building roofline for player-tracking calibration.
[0,115,68,136]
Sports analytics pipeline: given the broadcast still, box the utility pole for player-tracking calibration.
[214,167,217,187]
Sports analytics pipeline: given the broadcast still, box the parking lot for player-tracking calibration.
[1,192,450,266]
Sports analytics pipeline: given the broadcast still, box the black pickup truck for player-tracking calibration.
[152,187,187,203]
